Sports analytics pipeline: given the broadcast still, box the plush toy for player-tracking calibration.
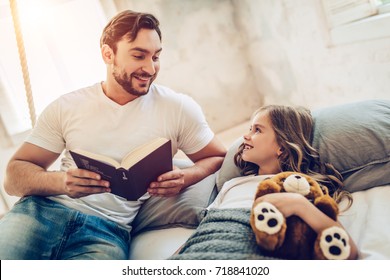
[250,171,351,260]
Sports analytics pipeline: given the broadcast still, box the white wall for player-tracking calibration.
[238,0,390,109]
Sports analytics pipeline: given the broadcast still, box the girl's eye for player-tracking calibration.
[249,126,261,134]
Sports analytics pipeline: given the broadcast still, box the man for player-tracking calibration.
[0,10,226,259]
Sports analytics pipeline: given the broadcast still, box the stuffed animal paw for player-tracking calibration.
[250,201,286,251]
[315,226,351,260]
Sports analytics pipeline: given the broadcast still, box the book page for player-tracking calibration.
[121,137,170,168]
[71,149,121,168]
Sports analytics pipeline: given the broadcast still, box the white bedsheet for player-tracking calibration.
[339,185,390,260]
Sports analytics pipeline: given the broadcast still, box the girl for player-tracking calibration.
[171,105,358,260]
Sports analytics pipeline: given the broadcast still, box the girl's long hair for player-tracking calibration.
[234,105,351,205]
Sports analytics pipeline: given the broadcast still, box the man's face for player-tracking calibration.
[112,28,162,97]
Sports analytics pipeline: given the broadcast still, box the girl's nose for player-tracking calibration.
[243,133,251,141]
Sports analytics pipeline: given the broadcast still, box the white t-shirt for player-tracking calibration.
[208,175,273,209]
[27,82,214,229]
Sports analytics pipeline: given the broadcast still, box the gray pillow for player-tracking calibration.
[216,137,242,191]
[131,159,217,235]
[216,99,390,193]
[312,99,390,192]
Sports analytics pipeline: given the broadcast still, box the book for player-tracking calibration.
[69,138,173,201]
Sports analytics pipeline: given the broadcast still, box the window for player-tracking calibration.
[378,0,390,13]
[321,0,390,45]
[0,0,109,139]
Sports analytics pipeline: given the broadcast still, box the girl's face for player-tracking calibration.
[242,111,282,174]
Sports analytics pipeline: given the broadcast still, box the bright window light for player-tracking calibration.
[0,0,107,135]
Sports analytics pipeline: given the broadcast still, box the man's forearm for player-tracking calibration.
[4,160,65,197]
[181,155,224,189]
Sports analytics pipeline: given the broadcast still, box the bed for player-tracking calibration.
[129,99,390,260]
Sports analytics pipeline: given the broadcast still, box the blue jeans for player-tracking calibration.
[0,196,131,260]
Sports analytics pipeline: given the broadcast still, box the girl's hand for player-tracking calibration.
[254,192,308,218]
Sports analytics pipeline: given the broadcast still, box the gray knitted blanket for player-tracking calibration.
[169,208,279,260]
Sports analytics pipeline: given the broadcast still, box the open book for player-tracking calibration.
[69,138,172,200]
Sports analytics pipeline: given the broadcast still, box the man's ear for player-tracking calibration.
[101,44,114,63]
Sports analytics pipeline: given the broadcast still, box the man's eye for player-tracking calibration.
[133,55,144,59]
[153,56,160,62]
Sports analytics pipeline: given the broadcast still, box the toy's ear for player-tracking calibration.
[273,171,293,185]
[255,178,282,198]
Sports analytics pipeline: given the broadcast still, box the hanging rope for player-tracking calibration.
[9,0,36,128]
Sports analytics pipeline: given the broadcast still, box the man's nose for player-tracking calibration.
[142,59,156,75]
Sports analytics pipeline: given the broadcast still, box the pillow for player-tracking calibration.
[216,99,390,193]
[216,137,242,191]
[312,99,390,192]
[131,158,217,235]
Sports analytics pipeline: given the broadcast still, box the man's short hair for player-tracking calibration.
[100,10,161,53]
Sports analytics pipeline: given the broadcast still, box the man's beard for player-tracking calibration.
[113,67,154,97]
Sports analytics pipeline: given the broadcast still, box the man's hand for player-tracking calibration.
[64,168,111,198]
[147,166,185,197]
